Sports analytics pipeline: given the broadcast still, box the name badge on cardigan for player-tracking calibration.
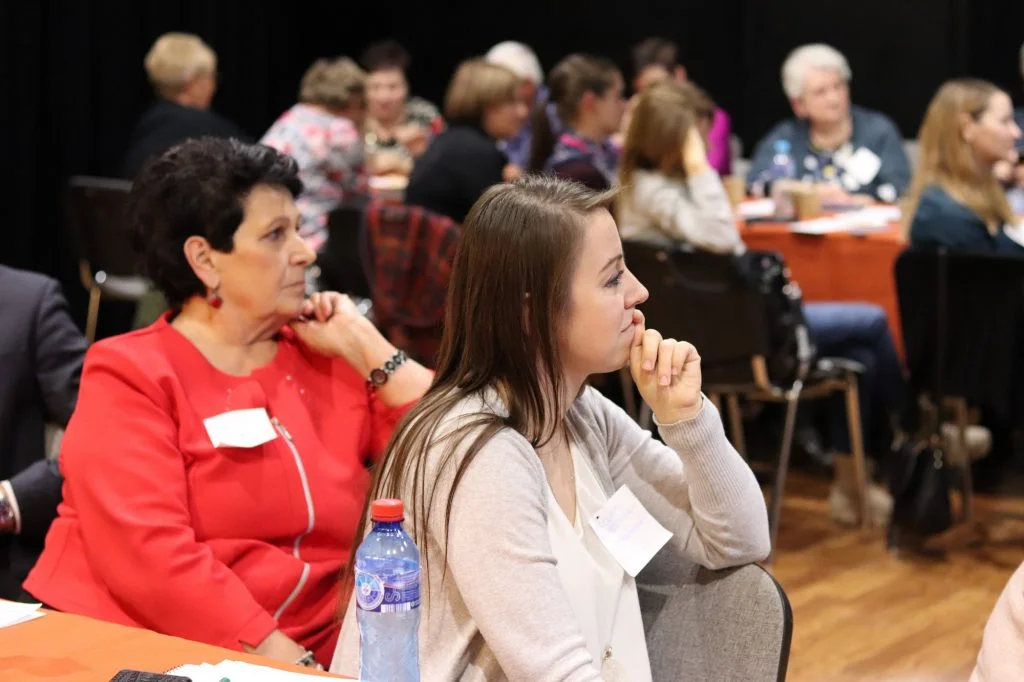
[845,147,882,186]
[589,486,672,577]
[203,408,278,448]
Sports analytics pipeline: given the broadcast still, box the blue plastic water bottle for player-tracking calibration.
[356,498,421,682]
[770,139,797,182]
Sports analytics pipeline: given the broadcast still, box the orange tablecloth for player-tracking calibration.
[740,221,907,357]
[0,608,345,681]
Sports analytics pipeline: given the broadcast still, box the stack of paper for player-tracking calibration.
[790,205,902,235]
[0,601,45,629]
[169,659,350,681]
[736,198,776,220]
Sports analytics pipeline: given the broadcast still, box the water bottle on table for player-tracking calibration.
[768,139,797,220]
[356,498,421,682]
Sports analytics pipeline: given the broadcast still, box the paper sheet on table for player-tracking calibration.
[0,601,45,629]
[169,659,355,681]
[736,198,776,220]
[1004,223,1024,248]
[790,205,902,235]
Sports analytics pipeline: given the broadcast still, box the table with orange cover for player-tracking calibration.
[739,221,907,357]
[0,608,347,681]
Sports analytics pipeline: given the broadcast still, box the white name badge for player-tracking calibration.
[203,408,278,448]
[589,486,673,577]
[845,147,882,186]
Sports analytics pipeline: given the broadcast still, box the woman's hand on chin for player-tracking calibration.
[289,292,392,376]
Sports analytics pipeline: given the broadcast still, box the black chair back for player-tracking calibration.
[624,241,772,388]
[894,248,1024,421]
[66,176,137,279]
[320,195,372,298]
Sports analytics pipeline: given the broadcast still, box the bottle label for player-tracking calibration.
[355,568,420,613]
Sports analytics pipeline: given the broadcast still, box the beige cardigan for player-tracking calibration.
[330,388,770,680]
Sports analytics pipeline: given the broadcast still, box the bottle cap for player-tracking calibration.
[371,498,404,522]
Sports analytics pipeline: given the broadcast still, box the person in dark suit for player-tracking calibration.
[121,33,248,179]
[0,266,86,600]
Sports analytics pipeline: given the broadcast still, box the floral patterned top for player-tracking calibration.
[261,104,365,252]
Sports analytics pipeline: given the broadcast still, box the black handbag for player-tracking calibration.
[888,248,954,541]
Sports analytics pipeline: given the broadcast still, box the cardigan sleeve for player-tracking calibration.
[582,388,770,569]
[60,343,279,650]
[634,170,744,254]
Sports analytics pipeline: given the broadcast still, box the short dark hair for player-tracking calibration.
[632,37,678,76]
[128,137,302,308]
[360,39,410,74]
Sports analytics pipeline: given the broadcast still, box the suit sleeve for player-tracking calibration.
[7,279,87,536]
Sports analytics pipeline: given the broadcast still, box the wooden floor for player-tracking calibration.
[769,473,1024,682]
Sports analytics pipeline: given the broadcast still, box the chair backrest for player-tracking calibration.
[321,195,373,299]
[638,549,792,682]
[894,248,1024,420]
[624,240,772,389]
[66,176,137,280]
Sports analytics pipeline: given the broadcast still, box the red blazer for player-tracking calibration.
[25,316,412,664]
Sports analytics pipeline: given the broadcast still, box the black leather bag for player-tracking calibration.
[738,251,816,389]
[888,435,953,538]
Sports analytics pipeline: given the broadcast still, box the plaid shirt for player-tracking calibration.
[261,104,364,252]
[365,201,460,366]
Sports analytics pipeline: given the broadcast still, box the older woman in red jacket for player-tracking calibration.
[24,138,432,668]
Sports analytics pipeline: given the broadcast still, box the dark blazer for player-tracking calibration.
[121,99,249,179]
[909,184,1024,256]
[0,266,86,599]
[404,124,507,224]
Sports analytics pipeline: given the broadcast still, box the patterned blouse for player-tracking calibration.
[261,104,364,252]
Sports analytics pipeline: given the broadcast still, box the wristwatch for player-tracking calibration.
[367,350,408,389]
[0,486,16,533]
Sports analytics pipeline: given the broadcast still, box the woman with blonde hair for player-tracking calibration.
[262,56,368,252]
[906,79,1024,254]
[617,81,740,252]
[122,32,247,178]
[404,59,528,223]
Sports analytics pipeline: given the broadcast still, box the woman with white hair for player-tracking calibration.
[748,43,910,204]
[485,41,544,169]
[121,33,248,178]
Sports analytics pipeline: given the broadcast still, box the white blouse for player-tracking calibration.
[545,436,653,681]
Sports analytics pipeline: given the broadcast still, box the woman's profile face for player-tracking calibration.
[558,209,649,382]
[206,184,315,321]
[965,91,1021,167]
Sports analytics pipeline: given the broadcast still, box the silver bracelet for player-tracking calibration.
[294,650,322,670]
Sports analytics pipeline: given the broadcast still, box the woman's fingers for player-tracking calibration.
[656,339,675,386]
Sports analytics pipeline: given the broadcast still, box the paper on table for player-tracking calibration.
[736,198,776,220]
[790,205,901,235]
[0,601,45,629]
[169,659,356,681]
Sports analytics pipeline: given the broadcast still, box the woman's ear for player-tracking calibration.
[959,112,976,143]
[183,236,220,290]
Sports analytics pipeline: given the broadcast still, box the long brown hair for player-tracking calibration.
[528,54,621,173]
[619,80,712,191]
[904,79,1014,235]
[344,176,616,591]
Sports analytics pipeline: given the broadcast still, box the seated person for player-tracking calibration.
[262,56,367,253]
[0,266,86,601]
[405,59,528,223]
[906,79,1023,255]
[617,81,740,252]
[24,138,433,667]
[749,43,910,205]
[360,40,444,176]
[485,41,545,171]
[618,83,904,527]
[528,54,626,191]
[629,37,733,175]
[331,176,771,679]
[122,32,248,179]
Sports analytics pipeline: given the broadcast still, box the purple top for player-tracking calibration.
[706,107,732,176]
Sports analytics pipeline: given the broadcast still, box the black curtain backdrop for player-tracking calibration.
[3,0,1024,328]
